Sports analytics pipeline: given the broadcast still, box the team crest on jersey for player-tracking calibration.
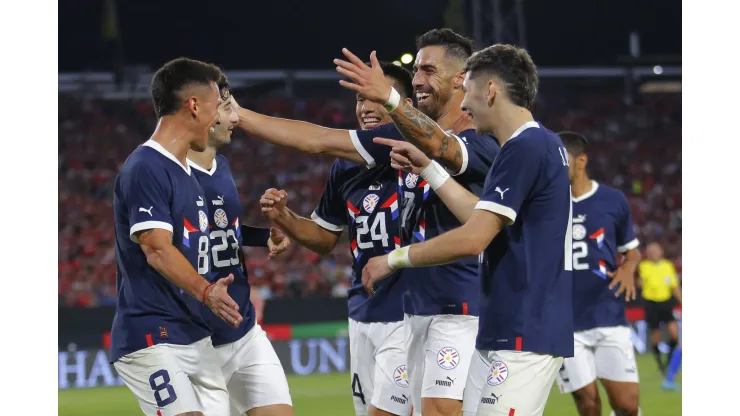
[198,210,208,232]
[405,173,419,188]
[572,224,587,240]
[486,361,508,386]
[437,347,460,370]
[393,365,410,388]
[363,194,380,213]
[214,208,228,228]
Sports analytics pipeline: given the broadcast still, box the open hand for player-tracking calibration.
[607,266,637,301]
[204,274,243,328]
[267,227,290,259]
[260,188,288,220]
[334,49,393,104]
[362,255,394,295]
[373,137,432,175]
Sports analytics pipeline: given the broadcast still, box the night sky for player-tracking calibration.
[59,0,681,72]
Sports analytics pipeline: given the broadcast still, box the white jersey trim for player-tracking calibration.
[143,140,191,175]
[348,130,376,168]
[187,157,218,176]
[444,134,469,176]
[130,221,174,243]
[475,201,517,224]
[572,180,599,203]
[617,238,640,253]
[311,212,345,232]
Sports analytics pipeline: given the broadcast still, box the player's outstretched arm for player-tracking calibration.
[362,210,504,293]
[374,138,480,222]
[335,49,465,172]
[136,228,243,327]
[234,105,366,165]
[260,189,341,255]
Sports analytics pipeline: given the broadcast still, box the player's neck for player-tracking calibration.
[151,117,194,166]
[492,104,534,147]
[436,95,474,134]
[187,146,217,170]
[571,174,593,198]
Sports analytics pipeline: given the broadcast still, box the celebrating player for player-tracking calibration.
[333,29,500,416]
[361,44,574,416]
[111,58,240,416]
[259,62,414,416]
[187,75,294,416]
[554,132,642,416]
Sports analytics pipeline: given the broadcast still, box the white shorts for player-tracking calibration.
[215,324,293,415]
[463,350,563,416]
[405,313,478,415]
[114,336,230,416]
[349,319,412,416]
[555,326,639,394]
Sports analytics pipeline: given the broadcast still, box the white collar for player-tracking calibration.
[143,140,191,175]
[502,121,540,148]
[572,180,599,203]
[187,157,218,176]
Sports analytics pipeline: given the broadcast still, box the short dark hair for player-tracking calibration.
[378,62,414,100]
[558,131,590,156]
[151,57,223,118]
[416,28,475,62]
[463,44,539,110]
[217,73,231,102]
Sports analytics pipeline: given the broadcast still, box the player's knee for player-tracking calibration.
[572,387,601,414]
[609,392,639,416]
[421,397,462,416]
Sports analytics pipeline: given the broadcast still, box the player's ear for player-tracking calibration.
[486,80,497,107]
[452,70,465,90]
[186,96,199,118]
[404,97,413,106]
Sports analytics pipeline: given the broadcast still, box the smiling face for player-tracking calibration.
[355,74,411,130]
[208,95,238,148]
[460,72,496,135]
[412,45,458,120]
[188,81,222,152]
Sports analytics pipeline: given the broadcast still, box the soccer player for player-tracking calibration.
[187,76,294,416]
[638,242,682,375]
[112,58,241,416]
[235,35,498,415]
[361,44,573,416]
[333,29,500,416]
[259,62,415,416]
[554,132,641,416]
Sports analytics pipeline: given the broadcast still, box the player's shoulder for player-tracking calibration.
[214,153,233,173]
[329,158,364,179]
[456,128,500,150]
[120,145,165,178]
[594,182,629,204]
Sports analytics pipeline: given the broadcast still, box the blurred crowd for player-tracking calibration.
[58,88,681,307]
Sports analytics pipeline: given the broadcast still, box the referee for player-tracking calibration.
[638,242,682,374]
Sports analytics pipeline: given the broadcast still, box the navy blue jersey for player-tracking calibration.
[474,122,574,357]
[350,125,499,316]
[111,140,211,362]
[313,159,408,323]
[571,181,639,331]
[189,154,256,346]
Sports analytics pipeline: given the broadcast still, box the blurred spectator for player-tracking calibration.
[58,89,681,306]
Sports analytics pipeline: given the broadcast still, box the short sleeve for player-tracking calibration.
[448,133,498,181]
[311,161,348,232]
[474,138,541,225]
[616,192,639,253]
[668,263,680,288]
[348,124,405,168]
[123,163,174,243]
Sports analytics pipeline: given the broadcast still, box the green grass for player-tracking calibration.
[59,354,680,415]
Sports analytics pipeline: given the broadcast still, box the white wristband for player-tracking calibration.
[387,246,413,270]
[420,160,451,191]
[383,87,401,112]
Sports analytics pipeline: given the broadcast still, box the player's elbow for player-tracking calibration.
[460,236,488,258]
[140,244,165,269]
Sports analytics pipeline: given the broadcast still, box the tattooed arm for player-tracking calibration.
[389,99,465,173]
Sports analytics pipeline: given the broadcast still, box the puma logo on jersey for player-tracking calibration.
[369,182,382,191]
[212,195,225,206]
[494,187,509,199]
[138,206,153,216]
[196,196,204,206]
[573,214,587,224]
